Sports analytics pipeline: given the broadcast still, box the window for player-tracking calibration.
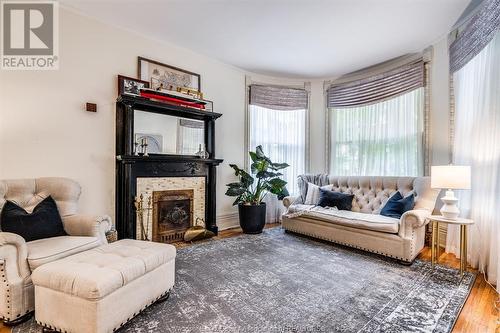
[329,88,424,176]
[327,59,427,177]
[249,104,307,195]
[247,83,308,223]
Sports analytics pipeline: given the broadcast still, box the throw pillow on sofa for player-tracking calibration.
[0,196,67,241]
[304,183,334,205]
[380,191,415,219]
[318,188,354,210]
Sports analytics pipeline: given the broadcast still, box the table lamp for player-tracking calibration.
[431,165,471,219]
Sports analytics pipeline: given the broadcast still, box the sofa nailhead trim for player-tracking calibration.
[284,226,413,262]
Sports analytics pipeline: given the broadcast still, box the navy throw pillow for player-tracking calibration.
[0,196,67,242]
[318,188,354,211]
[380,191,415,219]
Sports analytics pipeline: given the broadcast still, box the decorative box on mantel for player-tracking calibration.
[115,94,223,241]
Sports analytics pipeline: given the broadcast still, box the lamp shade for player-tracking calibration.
[431,165,471,189]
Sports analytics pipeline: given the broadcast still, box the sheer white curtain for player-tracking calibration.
[446,31,500,291]
[329,88,424,176]
[249,105,307,222]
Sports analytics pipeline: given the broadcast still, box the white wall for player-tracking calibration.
[0,7,246,222]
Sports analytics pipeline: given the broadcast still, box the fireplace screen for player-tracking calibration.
[153,189,194,243]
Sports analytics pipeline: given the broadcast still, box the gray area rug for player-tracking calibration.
[15,228,475,333]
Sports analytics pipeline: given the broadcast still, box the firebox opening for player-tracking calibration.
[153,189,194,243]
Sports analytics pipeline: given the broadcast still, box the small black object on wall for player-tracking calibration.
[115,94,223,240]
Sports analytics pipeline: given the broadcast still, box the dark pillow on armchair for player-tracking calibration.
[380,191,415,219]
[0,196,67,242]
[318,188,354,210]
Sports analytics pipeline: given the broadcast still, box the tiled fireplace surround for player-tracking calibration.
[136,177,206,242]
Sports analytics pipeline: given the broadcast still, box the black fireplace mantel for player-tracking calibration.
[115,94,223,240]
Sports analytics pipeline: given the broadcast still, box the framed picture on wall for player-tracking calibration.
[118,75,149,96]
[138,57,201,92]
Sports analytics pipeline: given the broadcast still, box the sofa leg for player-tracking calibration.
[42,328,57,333]
[3,311,33,326]
[155,291,170,304]
[398,260,413,266]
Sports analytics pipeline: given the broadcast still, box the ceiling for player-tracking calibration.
[61,0,471,79]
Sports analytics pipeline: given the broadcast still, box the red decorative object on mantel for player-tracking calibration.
[140,89,206,110]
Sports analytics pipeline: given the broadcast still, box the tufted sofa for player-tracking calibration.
[0,177,112,324]
[282,175,439,263]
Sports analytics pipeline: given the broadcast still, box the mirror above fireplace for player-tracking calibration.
[134,110,205,155]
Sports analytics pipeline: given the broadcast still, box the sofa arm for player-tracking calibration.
[283,196,299,208]
[398,209,431,239]
[62,214,112,244]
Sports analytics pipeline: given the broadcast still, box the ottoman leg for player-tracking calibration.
[42,327,57,333]
[3,311,33,326]
[155,291,170,304]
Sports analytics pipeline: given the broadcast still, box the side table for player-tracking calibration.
[427,215,474,276]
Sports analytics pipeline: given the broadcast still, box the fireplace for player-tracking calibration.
[115,94,223,240]
[152,189,194,243]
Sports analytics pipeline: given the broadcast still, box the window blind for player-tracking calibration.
[249,84,308,111]
[449,0,500,73]
[327,60,425,108]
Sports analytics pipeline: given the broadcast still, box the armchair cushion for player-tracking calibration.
[27,236,100,270]
[1,196,67,242]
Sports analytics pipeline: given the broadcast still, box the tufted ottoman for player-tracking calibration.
[31,239,176,333]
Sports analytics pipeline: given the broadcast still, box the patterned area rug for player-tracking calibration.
[15,228,475,333]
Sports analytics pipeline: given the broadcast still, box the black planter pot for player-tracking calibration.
[238,203,266,234]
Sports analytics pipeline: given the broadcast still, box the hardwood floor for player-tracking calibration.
[1,224,498,333]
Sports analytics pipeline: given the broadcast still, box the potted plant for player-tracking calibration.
[225,146,290,234]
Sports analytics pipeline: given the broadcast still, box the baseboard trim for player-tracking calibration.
[217,213,239,231]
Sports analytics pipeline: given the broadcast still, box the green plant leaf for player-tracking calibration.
[256,170,282,179]
[225,187,246,197]
[255,145,266,158]
[249,151,259,163]
[251,160,269,174]
[226,182,243,188]
[229,164,244,176]
[276,187,290,200]
[268,178,287,188]
[270,162,290,170]
[232,196,243,206]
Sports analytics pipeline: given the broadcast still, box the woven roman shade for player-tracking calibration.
[449,0,500,73]
[249,85,308,111]
[327,60,425,108]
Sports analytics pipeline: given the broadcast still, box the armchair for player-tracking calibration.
[0,177,112,325]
